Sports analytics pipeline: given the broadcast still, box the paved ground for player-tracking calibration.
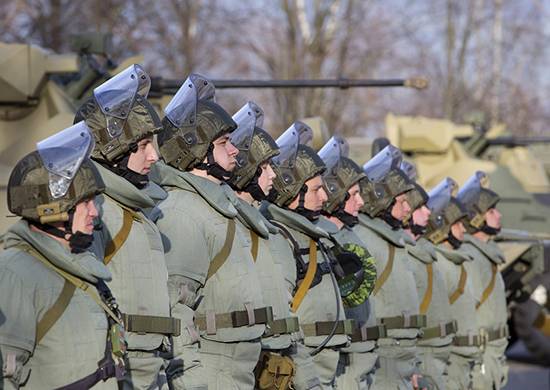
[504,341,550,389]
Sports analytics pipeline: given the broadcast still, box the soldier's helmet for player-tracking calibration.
[360,145,414,218]
[318,136,365,214]
[75,64,162,163]
[400,160,429,225]
[456,171,500,234]
[8,122,105,223]
[270,121,325,207]
[157,73,237,171]
[227,101,279,192]
[424,177,468,244]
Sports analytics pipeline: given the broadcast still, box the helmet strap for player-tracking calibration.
[98,153,149,189]
[293,184,321,221]
[447,231,462,249]
[480,222,501,236]
[380,201,403,230]
[330,196,359,228]
[195,144,232,182]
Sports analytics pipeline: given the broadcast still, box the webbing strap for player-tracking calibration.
[449,264,467,305]
[419,263,433,315]
[36,280,76,343]
[104,208,133,265]
[291,239,317,313]
[206,218,236,281]
[372,243,395,296]
[250,230,259,262]
[476,263,497,310]
[122,313,181,336]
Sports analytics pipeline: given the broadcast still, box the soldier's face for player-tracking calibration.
[289,175,327,212]
[212,134,238,172]
[72,198,99,235]
[344,183,364,217]
[412,205,431,227]
[258,162,276,195]
[391,193,412,221]
[127,136,158,175]
[450,221,466,241]
[485,207,502,229]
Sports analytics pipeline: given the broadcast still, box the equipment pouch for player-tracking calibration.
[110,323,127,358]
[255,351,296,390]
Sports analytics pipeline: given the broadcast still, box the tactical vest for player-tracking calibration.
[354,214,421,340]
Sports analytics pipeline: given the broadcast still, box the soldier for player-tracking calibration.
[225,102,320,390]
[153,75,270,389]
[0,123,125,389]
[401,163,456,390]
[353,145,425,390]
[260,123,352,389]
[75,65,174,389]
[457,172,509,390]
[423,178,482,390]
[316,136,382,389]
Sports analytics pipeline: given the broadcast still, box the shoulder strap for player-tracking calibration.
[449,264,467,304]
[476,263,498,310]
[206,218,236,281]
[291,239,317,313]
[36,280,76,343]
[372,242,395,296]
[419,263,433,315]
[250,230,259,262]
[104,207,134,265]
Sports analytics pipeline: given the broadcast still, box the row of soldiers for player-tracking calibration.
[0,65,509,390]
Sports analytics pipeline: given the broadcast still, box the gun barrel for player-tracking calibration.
[487,136,550,146]
[150,77,428,96]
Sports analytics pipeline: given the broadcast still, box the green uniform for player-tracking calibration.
[460,235,508,390]
[406,238,454,390]
[154,162,266,390]
[261,202,349,389]
[435,245,481,390]
[0,220,118,389]
[317,217,379,390]
[354,214,421,390]
[226,189,321,390]
[91,162,172,390]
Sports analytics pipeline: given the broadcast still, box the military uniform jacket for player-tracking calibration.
[224,187,295,350]
[317,217,377,353]
[260,202,349,348]
[460,235,508,334]
[406,237,454,347]
[0,220,117,389]
[154,162,265,343]
[91,162,170,351]
[354,214,420,339]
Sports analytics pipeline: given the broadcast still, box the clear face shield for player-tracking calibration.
[318,136,349,195]
[272,121,313,170]
[457,171,487,207]
[93,64,150,139]
[37,121,95,199]
[363,144,402,183]
[230,101,264,168]
[400,160,417,181]
[427,177,458,215]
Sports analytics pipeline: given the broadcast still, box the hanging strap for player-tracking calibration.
[36,280,76,343]
[250,230,260,262]
[476,263,498,310]
[206,218,236,281]
[419,263,434,315]
[103,194,142,265]
[449,264,467,305]
[291,239,317,313]
[372,243,395,296]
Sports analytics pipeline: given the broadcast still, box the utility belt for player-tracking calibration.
[481,325,509,343]
[379,314,427,330]
[350,323,387,343]
[264,317,300,337]
[453,333,484,347]
[301,319,354,338]
[122,313,181,336]
[195,306,273,335]
[421,320,458,340]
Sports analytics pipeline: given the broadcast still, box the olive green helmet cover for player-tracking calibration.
[158,74,237,171]
[270,122,325,207]
[227,101,279,190]
[318,136,365,214]
[8,122,104,223]
[75,64,162,163]
[456,171,501,233]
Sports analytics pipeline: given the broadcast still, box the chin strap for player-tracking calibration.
[228,166,267,201]
[195,145,232,182]
[100,152,149,189]
[32,211,94,254]
[480,223,501,236]
[447,231,462,249]
[380,206,403,230]
[410,223,427,236]
[293,184,322,221]
[327,196,359,228]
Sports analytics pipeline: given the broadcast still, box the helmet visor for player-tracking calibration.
[37,121,94,199]
[400,160,417,181]
[457,171,487,206]
[318,136,349,173]
[164,73,215,128]
[230,101,264,151]
[427,177,458,214]
[273,121,313,169]
[363,144,402,182]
